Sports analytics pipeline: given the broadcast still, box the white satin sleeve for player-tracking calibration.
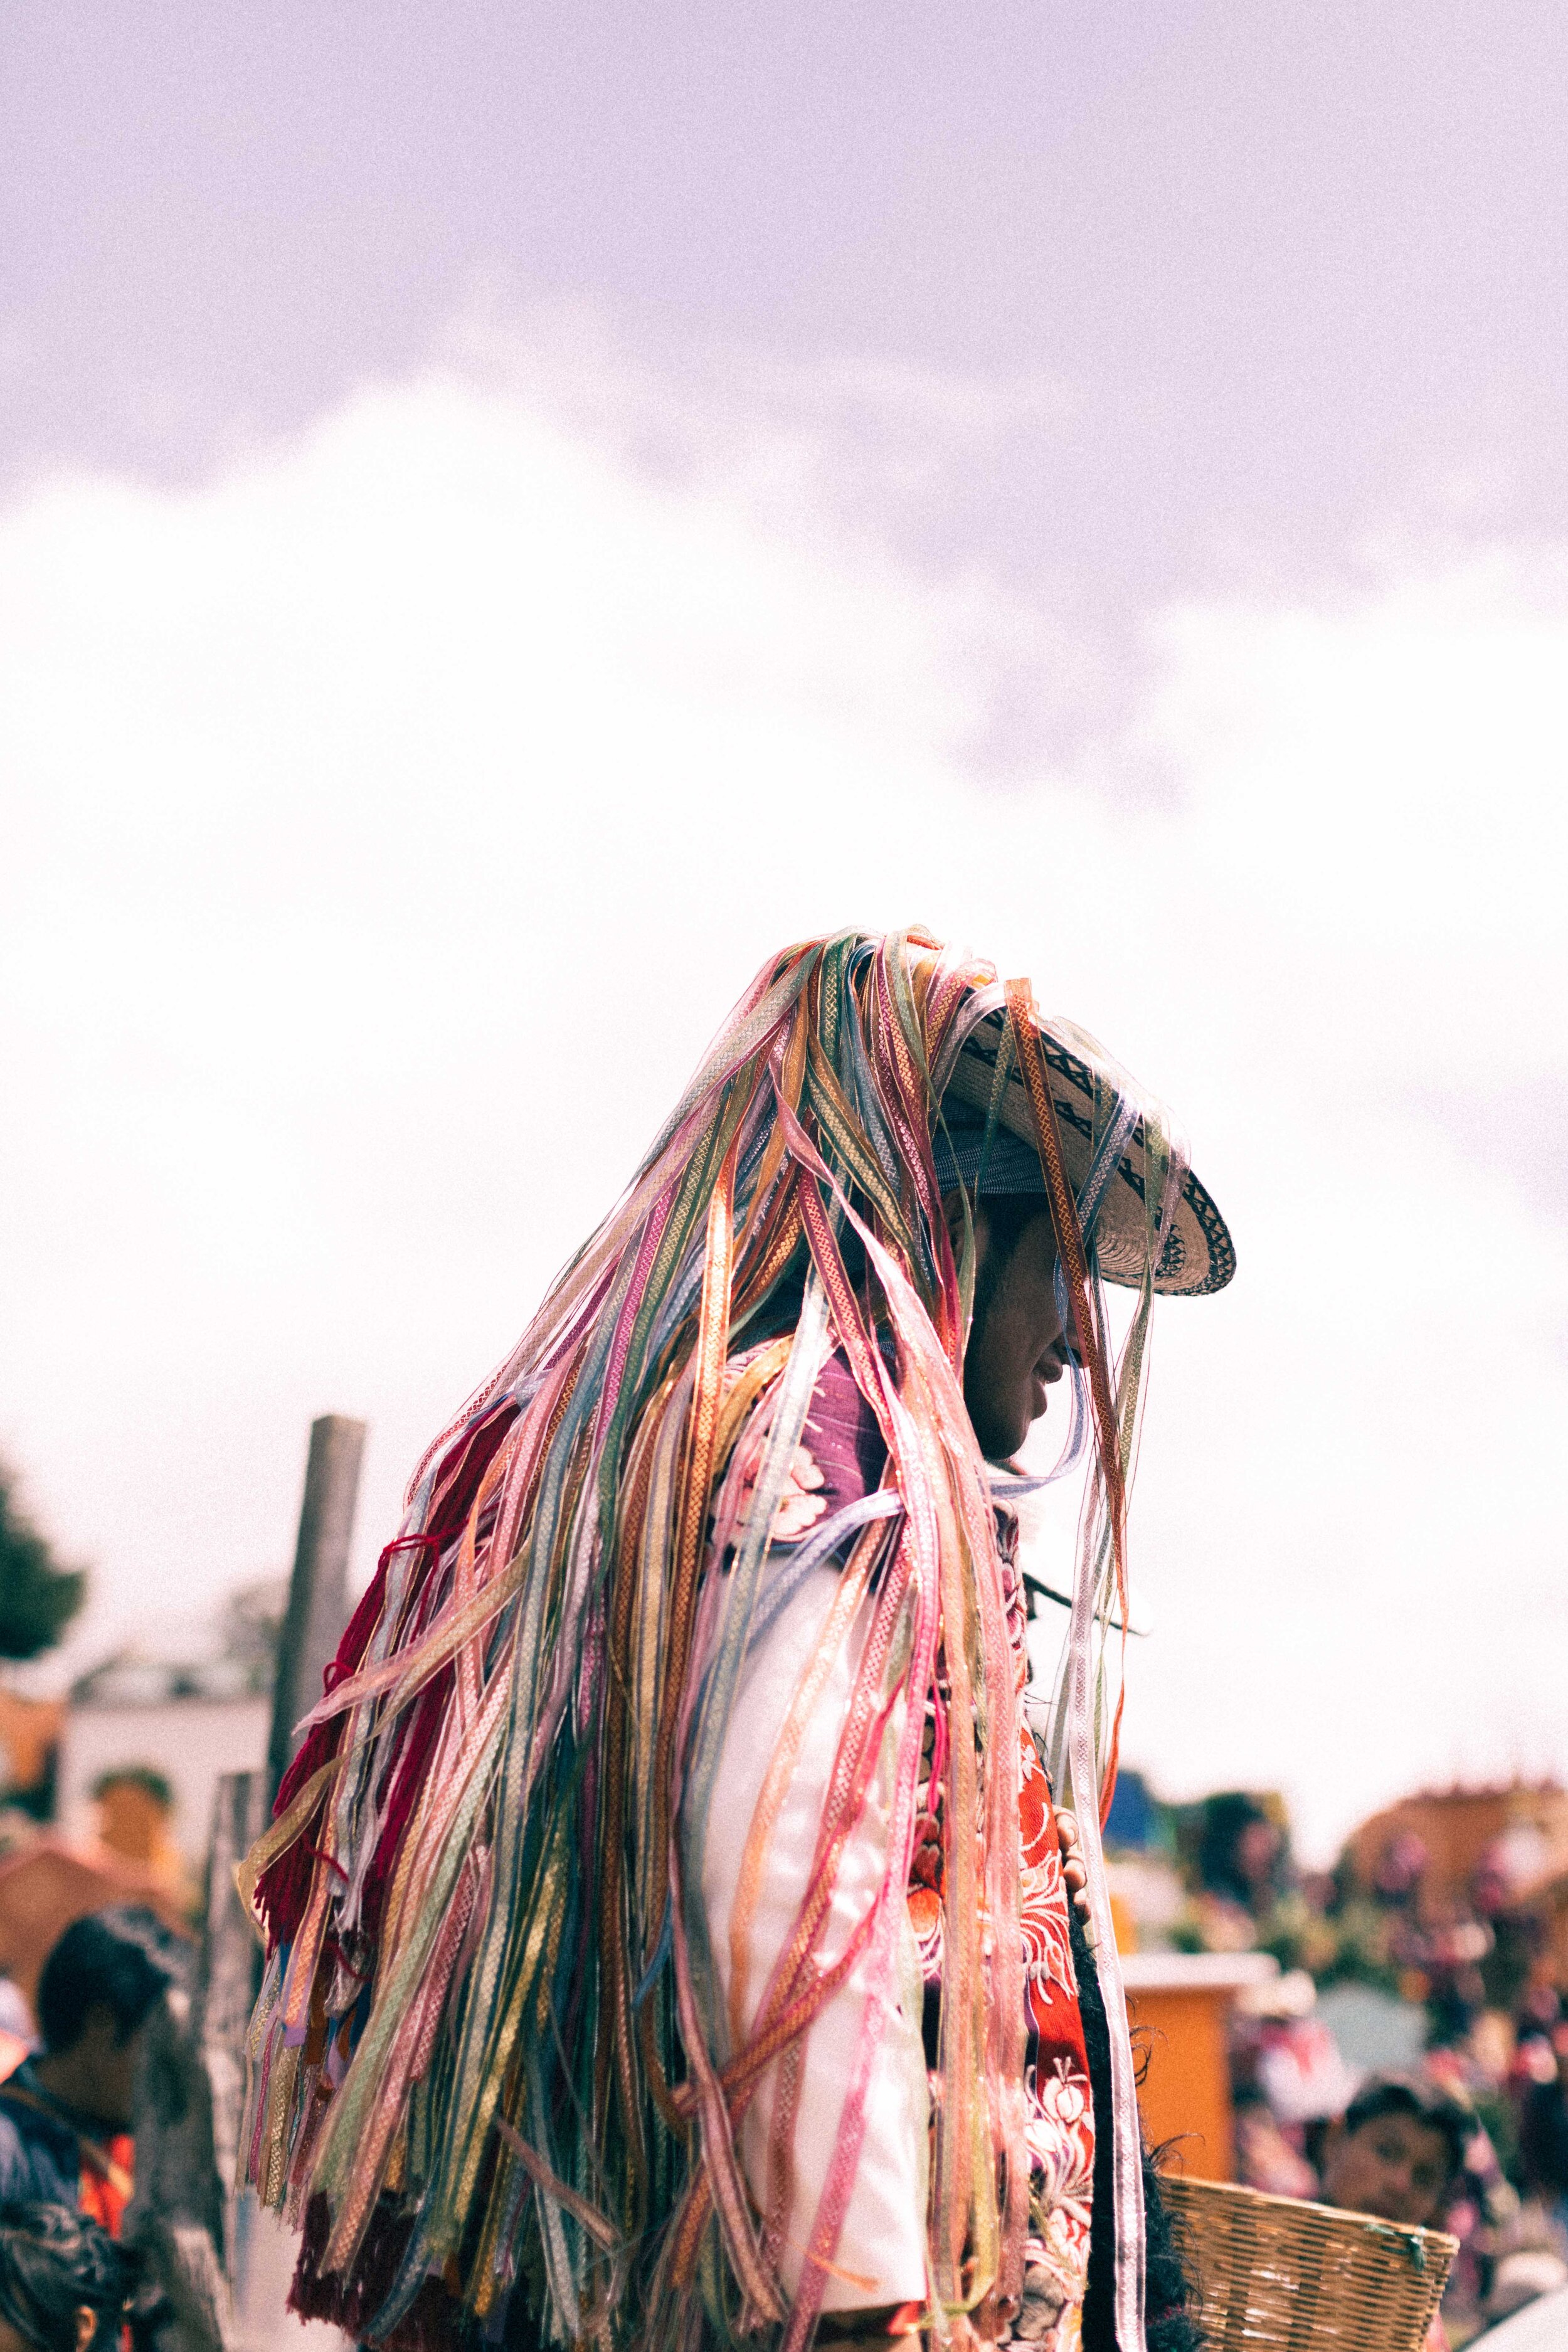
[699,1560,930,2311]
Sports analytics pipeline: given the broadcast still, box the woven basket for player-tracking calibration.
[1160,2173,1458,2352]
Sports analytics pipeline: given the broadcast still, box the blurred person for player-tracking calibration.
[241,933,1236,2352]
[0,2201,146,2352]
[1318,2074,1472,2230]
[0,1915,170,2234]
[1232,2093,1318,2201]
[1424,1920,1495,2060]
[1229,1971,1357,2200]
[1466,2010,1516,2097]
[1518,2043,1568,2215]
[1372,1832,1431,1910]
[1242,1972,1357,2127]
[1187,1791,1290,1952]
[0,1985,36,2092]
[1317,2075,1475,2347]
[1515,1984,1562,2037]
[1427,2002,1515,2156]
[0,1991,33,2057]
[88,1776,183,1905]
[1197,1793,1286,1914]
[1431,1988,1567,2341]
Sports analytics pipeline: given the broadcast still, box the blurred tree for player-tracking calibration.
[0,1468,85,1660]
[218,1576,286,1694]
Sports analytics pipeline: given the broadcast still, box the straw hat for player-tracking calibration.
[938,1009,1236,1298]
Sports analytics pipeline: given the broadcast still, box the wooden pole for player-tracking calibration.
[266,1414,366,1802]
[196,1770,269,2202]
[125,1991,231,2352]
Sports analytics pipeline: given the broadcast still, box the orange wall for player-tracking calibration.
[1127,1984,1236,2182]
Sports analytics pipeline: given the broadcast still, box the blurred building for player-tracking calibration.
[58,1653,270,1883]
[1347,1782,1568,1917]
[0,1690,65,1820]
[0,1835,189,2008]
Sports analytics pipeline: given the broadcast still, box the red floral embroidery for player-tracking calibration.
[907,1510,1094,2349]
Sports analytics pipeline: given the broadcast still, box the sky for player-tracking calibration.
[3,3,1566,1862]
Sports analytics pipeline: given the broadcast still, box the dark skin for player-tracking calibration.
[944,1191,1093,1934]
[948,1193,1078,1461]
[1320,2111,1455,2228]
[34,2002,144,2131]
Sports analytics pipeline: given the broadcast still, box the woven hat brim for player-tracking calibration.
[940,1020,1236,1299]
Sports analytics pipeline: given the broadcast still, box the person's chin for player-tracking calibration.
[982,1409,1032,1463]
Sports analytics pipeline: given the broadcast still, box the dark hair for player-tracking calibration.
[35,1911,170,2057]
[88,1767,173,1813]
[0,2201,142,2352]
[1520,2072,1568,2198]
[1071,1908,1200,2352]
[1196,1789,1285,1905]
[1342,2074,1473,2189]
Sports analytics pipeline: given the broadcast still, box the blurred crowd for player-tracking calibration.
[1107,1775,1568,2344]
[0,1772,1562,2351]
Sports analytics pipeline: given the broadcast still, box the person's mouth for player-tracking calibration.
[1030,1369,1049,1417]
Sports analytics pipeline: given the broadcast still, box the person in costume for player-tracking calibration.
[240,931,1235,2352]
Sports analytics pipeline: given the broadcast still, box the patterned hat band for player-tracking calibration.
[930,1117,1050,1200]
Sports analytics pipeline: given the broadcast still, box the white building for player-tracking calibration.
[58,1655,270,1872]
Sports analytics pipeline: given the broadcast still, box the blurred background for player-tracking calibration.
[2,6,1567,2335]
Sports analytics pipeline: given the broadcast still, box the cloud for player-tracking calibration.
[2,331,1564,1858]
